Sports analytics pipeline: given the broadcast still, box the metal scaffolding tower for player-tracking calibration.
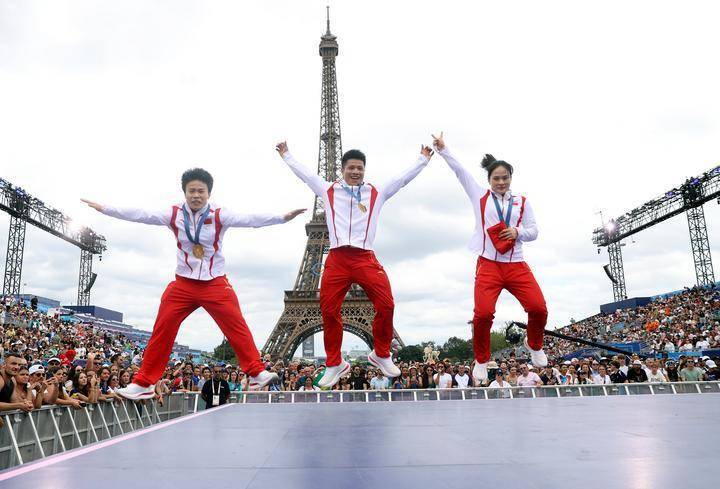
[593,167,720,298]
[607,241,627,302]
[1,178,107,303]
[3,216,27,297]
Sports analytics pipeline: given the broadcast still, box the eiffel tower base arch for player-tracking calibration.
[262,294,404,363]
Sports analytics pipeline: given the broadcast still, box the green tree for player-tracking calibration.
[213,338,239,364]
[490,331,510,353]
[397,344,424,362]
[442,336,472,361]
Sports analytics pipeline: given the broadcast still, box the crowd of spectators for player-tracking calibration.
[253,351,718,393]
[543,286,720,359]
[2,285,720,414]
[0,296,174,413]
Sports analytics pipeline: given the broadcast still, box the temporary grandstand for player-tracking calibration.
[5,295,204,362]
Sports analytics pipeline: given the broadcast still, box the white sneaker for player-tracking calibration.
[117,383,156,400]
[368,350,401,378]
[524,337,548,367]
[249,370,279,389]
[472,362,488,385]
[318,361,351,389]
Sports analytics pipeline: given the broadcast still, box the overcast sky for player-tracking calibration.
[2,1,720,355]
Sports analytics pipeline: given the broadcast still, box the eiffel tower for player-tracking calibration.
[262,8,405,361]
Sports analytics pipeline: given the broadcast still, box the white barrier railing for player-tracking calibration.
[1,381,718,470]
[228,380,720,403]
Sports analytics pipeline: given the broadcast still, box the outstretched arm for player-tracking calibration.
[432,132,485,202]
[276,141,332,197]
[378,145,433,201]
[221,207,306,228]
[81,199,171,226]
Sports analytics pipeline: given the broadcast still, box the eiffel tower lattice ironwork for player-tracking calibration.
[262,9,405,361]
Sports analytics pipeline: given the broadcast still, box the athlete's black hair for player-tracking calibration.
[181,168,214,193]
[481,154,514,180]
[341,149,366,169]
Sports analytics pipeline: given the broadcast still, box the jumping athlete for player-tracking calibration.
[276,141,433,388]
[82,168,305,399]
[433,133,548,385]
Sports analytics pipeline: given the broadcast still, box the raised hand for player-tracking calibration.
[275,141,289,157]
[421,145,434,159]
[283,208,307,222]
[81,199,103,212]
[431,131,445,152]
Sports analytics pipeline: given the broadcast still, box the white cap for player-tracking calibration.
[29,365,45,375]
[633,360,642,365]
[705,360,717,369]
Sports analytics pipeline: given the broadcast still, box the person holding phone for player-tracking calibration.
[11,366,44,410]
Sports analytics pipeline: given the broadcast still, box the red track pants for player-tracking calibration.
[319,247,395,367]
[473,257,547,363]
[133,275,264,387]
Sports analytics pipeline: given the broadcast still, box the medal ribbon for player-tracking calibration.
[340,182,363,206]
[181,204,212,246]
[491,193,513,226]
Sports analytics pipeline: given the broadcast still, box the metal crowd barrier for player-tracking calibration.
[2,381,718,470]
[0,393,197,470]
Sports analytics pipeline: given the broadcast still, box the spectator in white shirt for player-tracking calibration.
[516,363,542,387]
[592,364,611,385]
[488,371,512,398]
[454,365,470,389]
[647,364,669,383]
[433,364,453,389]
[617,357,629,375]
[370,371,390,390]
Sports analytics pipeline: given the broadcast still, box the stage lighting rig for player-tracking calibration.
[592,164,720,301]
[1,179,107,305]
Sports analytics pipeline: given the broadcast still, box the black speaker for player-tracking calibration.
[603,265,618,284]
[84,273,97,293]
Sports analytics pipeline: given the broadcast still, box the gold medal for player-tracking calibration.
[192,244,204,259]
[358,202,367,213]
